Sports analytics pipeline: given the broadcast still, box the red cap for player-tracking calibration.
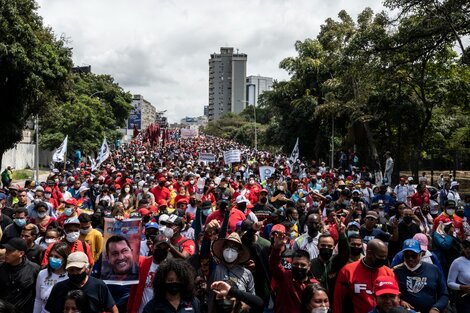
[374,276,400,296]
[139,208,150,216]
[44,187,52,193]
[115,184,121,190]
[158,177,166,182]
[65,198,78,206]
[270,224,286,234]
[260,189,268,194]
[176,198,188,205]
[116,173,122,177]
[158,199,167,207]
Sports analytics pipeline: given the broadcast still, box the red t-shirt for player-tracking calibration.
[150,186,170,203]
[171,236,196,256]
[204,208,246,232]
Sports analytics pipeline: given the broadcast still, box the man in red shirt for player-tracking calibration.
[166,215,195,259]
[433,199,464,238]
[245,176,261,205]
[204,200,246,232]
[269,231,317,313]
[150,177,170,204]
[333,239,395,313]
[410,183,430,207]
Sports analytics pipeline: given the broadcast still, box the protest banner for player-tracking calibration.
[101,218,142,285]
[259,166,276,182]
[223,149,241,164]
[199,152,216,163]
[180,128,199,139]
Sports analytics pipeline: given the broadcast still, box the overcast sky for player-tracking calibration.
[37,0,385,123]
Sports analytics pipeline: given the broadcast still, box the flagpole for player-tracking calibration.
[63,153,67,171]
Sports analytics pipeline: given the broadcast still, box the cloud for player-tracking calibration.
[37,0,385,122]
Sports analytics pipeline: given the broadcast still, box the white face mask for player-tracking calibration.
[80,227,92,235]
[143,188,149,193]
[447,209,455,216]
[124,188,131,193]
[45,238,57,245]
[38,212,47,219]
[223,247,238,263]
[66,231,80,243]
[311,308,329,313]
[161,226,174,238]
[404,261,422,272]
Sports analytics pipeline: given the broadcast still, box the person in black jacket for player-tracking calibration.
[0,237,40,313]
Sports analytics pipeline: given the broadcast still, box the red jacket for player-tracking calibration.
[269,247,318,313]
[410,191,430,207]
[128,256,153,313]
[333,260,395,313]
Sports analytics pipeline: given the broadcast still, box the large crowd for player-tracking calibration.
[0,133,469,313]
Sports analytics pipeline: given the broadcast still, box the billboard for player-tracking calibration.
[127,100,142,129]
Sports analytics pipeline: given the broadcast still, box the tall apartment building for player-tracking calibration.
[246,75,273,106]
[208,47,247,121]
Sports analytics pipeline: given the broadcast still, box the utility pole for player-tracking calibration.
[330,115,334,168]
[34,115,39,182]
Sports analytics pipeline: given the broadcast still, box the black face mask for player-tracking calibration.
[319,247,333,260]
[215,298,234,313]
[372,258,388,268]
[159,182,165,187]
[153,249,168,263]
[68,271,87,285]
[291,267,308,281]
[403,216,413,224]
[350,246,363,256]
[260,197,268,204]
[165,282,183,295]
[237,202,247,212]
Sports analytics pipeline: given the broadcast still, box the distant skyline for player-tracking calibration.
[37,0,385,122]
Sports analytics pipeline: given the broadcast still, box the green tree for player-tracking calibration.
[40,72,133,155]
[0,0,72,165]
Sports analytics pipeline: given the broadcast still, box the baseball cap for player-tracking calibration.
[64,217,80,226]
[1,238,28,252]
[65,198,78,206]
[374,276,400,296]
[445,199,456,207]
[66,252,89,269]
[365,211,379,220]
[0,193,7,200]
[347,221,360,230]
[401,239,421,254]
[260,189,268,194]
[145,222,159,230]
[153,234,170,247]
[412,233,429,251]
[236,195,250,204]
[270,224,286,234]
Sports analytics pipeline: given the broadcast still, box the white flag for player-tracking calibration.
[288,137,299,172]
[52,135,68,163]
[92,138,110,171]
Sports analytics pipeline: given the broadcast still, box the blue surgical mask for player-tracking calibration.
[64,207,73,216]
[203,209,212,216]
[49,257,63,269]
[15,218,26,227]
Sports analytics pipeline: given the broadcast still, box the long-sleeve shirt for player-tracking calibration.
[333,260,395,313]
[269,247,318,313]
[447,256,470,290]
[393,262,448,312]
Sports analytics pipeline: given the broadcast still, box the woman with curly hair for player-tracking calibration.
[143,259,201,313]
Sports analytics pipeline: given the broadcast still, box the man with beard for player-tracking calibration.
[333,239,395,313]
[128,235,171,313]
[293,213,323,259]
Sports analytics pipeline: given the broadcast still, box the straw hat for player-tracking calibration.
[211,232,251,264]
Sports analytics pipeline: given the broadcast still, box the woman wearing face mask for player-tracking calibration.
[142,259,201,313]
[30,202,58,236]
[447,238,470,312]
[209,232,254,313]
[35,228,62,250]
[33,242,70,313]
[118,183,136,213]
[301,284,330,313]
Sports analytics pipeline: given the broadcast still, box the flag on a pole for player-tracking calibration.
[288,137,299,172]
[92,138,110,171]
[52,135,68,163]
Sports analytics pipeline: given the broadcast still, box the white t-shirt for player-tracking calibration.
[33,268,68,313]
[138,262,159,313]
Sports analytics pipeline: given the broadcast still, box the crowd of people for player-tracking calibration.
[0,133,469,313]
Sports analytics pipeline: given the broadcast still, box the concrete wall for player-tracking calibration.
[1,143,53,170]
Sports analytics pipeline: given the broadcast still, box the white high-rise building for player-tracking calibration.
[246,75,273,106]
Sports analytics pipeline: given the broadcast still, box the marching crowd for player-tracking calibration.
[0,134,469,313]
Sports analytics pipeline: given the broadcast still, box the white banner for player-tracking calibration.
[199,152,216,163]
[259,166,276,182]
[52,135,68,163]
[180,128,199,139]
[92,138,110,171]
[223,149,241,164]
